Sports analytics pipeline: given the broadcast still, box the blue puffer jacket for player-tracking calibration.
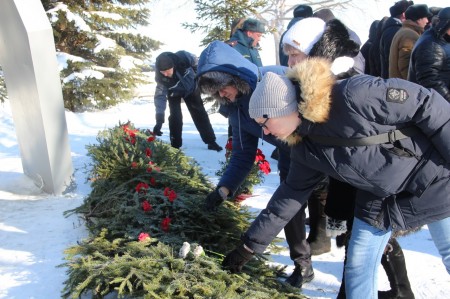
[243,57,450,254]
[197,41,289,195]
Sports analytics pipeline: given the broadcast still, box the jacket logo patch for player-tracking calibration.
[386,88,408,103]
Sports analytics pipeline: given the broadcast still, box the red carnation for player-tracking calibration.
[258,160,271,174]
[131,161,138,168]
[161,217,171,232]
[164,187,170,196]
[225,137,233,150]
[136,182,149,193]
[255,149,265,162]
[141,200,152,212]
[149,177,156,186]
[138,232,150,242]
[145,148,152,157]
[168,190,177,202]
[235,194,256,202]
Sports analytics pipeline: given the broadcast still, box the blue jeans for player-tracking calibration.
[428,216,450,274]
[345,217,392,299]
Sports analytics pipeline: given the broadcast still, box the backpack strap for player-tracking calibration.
[306,126,421,147]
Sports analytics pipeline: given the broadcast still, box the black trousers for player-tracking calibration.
[279,174,314,267]
[168,89,216,148]
[284,204,311,267]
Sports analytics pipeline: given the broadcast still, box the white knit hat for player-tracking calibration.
[282,17,326,55]
[249,72,297,119]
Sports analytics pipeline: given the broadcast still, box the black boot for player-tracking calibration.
[153,113,164,136]
[207,141,223,152]
[153,123,163,136]
[285,263,315,288]
[378,238,415,299]
[306,189,331,255]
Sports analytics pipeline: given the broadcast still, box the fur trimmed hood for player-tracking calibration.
[197,41,259,104]
[284,57,336,145]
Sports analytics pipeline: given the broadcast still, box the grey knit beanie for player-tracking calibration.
[249,72,298,119]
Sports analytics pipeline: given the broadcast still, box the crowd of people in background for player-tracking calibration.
[151,1,450,298]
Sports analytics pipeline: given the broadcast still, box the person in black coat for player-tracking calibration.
[153,51,222,151]
[369,16,388,77]
[408,7,450,102]
[360,19,380,75]
[380,0,414,79]
[222,57,450,298]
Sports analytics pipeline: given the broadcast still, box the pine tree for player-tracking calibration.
[41,0,161,112]
[182,0,268,45]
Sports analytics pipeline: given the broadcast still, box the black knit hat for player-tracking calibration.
[293,5,313,18]
[405,4,432,21]
[155,53,174,71]
[390,0,414,17]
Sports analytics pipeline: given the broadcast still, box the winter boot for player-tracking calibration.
[207,141,223,152]
[285,263,315,288]
[153,123,163,136]
[153,113,165,136]
[306,190,331,255]
[378,238,415,299]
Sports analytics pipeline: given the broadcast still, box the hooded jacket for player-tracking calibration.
[243,57,450,254]
[408,22,450,102]
[197,41,289,195]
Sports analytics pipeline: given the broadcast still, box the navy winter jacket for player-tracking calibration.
[243,58,450,254]
[197,41,289,195]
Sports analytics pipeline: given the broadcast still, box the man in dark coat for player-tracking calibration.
[369,16,388,77]
[222,57,450,298]
[408,7,450,102]
[153,51,222,151]
[360,19,380,75]
[380,0,414,78]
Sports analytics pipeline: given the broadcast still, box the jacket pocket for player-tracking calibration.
[402,158,440,198]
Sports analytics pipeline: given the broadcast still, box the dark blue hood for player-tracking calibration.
[197,41,259,90]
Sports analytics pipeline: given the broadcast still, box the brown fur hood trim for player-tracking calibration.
[283,57,336,145]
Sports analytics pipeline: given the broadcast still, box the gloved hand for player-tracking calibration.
[222,244,254,273]
[204,188,224,212]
